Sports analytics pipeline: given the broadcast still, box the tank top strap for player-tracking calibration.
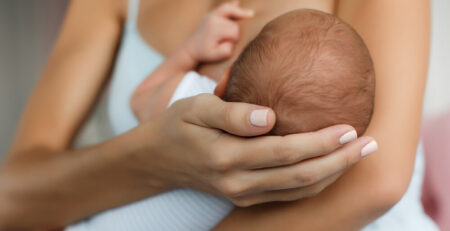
[126,0,140,28]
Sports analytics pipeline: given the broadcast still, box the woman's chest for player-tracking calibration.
[136,0,336,57]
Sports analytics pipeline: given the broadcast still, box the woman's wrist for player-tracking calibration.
[114,121,176,193]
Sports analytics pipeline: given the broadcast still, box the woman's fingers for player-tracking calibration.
[209,135,376,199]
[230,172,342,207]
[170,94,378,203]
[180,94,276,137]
[239,136,376,194]
[225,124,358,169]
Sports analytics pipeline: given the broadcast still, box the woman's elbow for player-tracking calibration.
[0,185,27,230]
[367,171,412,214]
[0,175,66,230]
[0,192,65,230]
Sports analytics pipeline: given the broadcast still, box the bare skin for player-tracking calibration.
[0,0,429,230]
[0,0,376,230]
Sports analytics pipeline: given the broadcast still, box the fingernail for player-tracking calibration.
[339,130,357,145]
[361,140,378,157]
[250,109,268,127]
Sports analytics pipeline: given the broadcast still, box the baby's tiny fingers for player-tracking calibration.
[216,42,234,58]
[216,2,254,19]
[215,19,240,41]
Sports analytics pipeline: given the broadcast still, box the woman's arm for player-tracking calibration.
[214,0,430,230]
[0,0,138,227]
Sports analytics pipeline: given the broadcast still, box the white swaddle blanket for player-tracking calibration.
[67,71,437,231]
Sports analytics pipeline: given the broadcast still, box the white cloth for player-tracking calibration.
[168,71,217,106]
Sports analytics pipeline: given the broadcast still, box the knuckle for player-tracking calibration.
[341,151,356,169]
[208,150,234,172]
[316,130,337,152]
[316,135,328,150]
[191,94,214,109]
[168,101,189,121]
[190,94,203,109]
[316,134,333,152]
[294,169,318,186]
[218,177,247,198]
[273,143,298,164]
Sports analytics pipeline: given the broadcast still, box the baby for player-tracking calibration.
[132,5,374,137]
[222,9,374,136]
[67,3,374,231]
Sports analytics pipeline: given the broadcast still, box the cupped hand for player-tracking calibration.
[138,94,377,207]
[183,1,254,63]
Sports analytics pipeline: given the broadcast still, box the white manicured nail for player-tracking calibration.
[339,130,357,145]
[361,140,378,157]
[250,109,268,127]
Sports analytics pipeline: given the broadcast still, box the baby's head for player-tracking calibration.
[221,9,375,135]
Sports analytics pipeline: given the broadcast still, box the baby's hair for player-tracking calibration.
[225,9,375,135]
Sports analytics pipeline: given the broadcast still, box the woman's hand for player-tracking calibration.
[135,94,377,206]
[183,1,254,63]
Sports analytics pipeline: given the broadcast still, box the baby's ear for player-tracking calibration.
[214,67,232,99]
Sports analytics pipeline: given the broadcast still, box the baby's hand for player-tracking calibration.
[183,1,254,63]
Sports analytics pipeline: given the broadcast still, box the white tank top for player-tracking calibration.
[67,0,438,230]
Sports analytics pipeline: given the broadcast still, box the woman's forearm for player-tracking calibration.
[0,123,167,229]
[215,0,430,230]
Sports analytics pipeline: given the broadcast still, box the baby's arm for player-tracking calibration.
[131,1,253,122]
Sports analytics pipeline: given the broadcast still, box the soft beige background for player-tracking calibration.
[0,0,449,160]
